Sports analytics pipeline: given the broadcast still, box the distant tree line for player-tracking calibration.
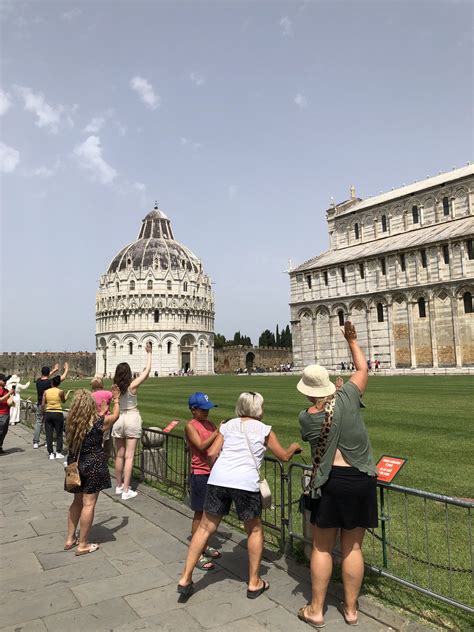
[214,324,292,349]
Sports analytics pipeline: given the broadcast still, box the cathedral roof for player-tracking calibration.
[293,216,474,272]
[107,204,201,274]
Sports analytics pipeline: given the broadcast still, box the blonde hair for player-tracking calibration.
[235,391,264,420]
[66,389,97,454]
[91,377,103,391]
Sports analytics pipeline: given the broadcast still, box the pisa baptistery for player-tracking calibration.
[95,204,215,376]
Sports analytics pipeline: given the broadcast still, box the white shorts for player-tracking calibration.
[111,409,143,439]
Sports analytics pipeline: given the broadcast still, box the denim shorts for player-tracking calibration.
[204,484,261,522]
[190,473,209,512]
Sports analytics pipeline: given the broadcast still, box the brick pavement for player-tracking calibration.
[0,425,426,631]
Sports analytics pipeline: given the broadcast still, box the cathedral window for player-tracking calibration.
[338,310,344,326]
[400,253,406,272]
[442,196,450,216]
[381,215,388,232]
[377,303,384,322]
[154,309,160,323]
[147,280,153,290]
[380,258,386,275]
[418,297,426,318]
[128,341,133,355]
[130,280,135,291]
[443,245,449,264]
[354,223,359,240]
[359,263,365,279]
[323,271,328,286]
[412,205,419,224]
[167,341,172,354]
[463,292,473,314]
[340,267,345,283]
[306,275,312,289]
[467,239,474,260]
[421,249,427,268]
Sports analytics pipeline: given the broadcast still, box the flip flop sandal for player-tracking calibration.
[297,606,326,629]
[246,579,270,599]
[204,546,221,559]
[197,555,214,570]
[75,543,100,556]
[338,601,359,626]
[63,539,79,551]
[177,581,194,601]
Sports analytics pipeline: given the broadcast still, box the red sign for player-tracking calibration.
[162,420,179,434]
[376,455,407,483]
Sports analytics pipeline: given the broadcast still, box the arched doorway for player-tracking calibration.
[180,335,195,372]
[246,352,255,373]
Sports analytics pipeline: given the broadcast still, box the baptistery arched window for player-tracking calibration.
[354,223,360,240]
[128,341,133,355]
[167,341,172,354]
[154,309,160,323]
[463,291,473,314]
[377,303,384,322]
[338,310,344,326]
[129,280,135,291]
[412,205,419,224]
[418,297,426,318]
[443,196,450,216]
[147,279,153,290]
[381,215,388,232]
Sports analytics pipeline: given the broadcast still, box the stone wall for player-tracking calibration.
[214,346,293,373]
[0,352,96,379]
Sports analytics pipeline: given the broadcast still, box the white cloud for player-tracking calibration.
[228,184,238,199]
[180,136,188,146]
[0,89,11,115]
[279,16,293,36]
[133,181,146,192]
[15,85,76,133]
[73,136,117,184]
[130,76,160,110]
[83,116,106,133]
[0,142,20,173]
[62,8,82,21]
[180,136,201,149]
[189,71,205,86]
[294,93,308,109]
[24,158,61,178]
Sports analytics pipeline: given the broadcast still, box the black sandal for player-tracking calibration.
[177,582,194,601]
[246,579,269,599]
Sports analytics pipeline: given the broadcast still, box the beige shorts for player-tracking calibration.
[111,409,143,439]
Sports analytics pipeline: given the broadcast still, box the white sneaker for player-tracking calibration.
[115,485,124,495]
[49,454,55,460]
[33,443,39,449]
[121,489,138,500]
[55,453,64,459]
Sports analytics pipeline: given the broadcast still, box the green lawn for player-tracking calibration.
[25,373,473,497]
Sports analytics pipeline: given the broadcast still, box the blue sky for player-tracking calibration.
[1,0,472,352]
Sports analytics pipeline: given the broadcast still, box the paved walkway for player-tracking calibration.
[0,425,418,631]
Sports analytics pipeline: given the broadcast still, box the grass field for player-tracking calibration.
[24,373,473,497]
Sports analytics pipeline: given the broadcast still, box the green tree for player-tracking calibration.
[258,329,275,347]
[214,333,227,349]
[276,324,280,347]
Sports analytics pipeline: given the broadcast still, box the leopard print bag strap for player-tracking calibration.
[303,396,336,494]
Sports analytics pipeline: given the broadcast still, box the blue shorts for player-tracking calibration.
[190,473,209,512]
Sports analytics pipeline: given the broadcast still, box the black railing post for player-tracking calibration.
[380,484,388,569]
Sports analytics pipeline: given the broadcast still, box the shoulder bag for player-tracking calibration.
[242,421,272,510]
[299,396,336,513]
[65,444,83,491]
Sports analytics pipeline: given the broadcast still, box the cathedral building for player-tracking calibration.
[96,204,215,376]
[290,165,474,370]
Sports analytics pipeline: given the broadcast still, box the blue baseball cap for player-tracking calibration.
[188,392,217,410]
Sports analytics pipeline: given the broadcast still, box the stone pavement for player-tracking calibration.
[0,425,419,632]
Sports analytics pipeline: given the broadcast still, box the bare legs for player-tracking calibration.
[304,526,366,626]
[115,438,137,493]
[65,492,100,552]
[179,513,264,591]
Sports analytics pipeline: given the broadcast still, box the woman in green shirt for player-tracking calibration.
[296,322,377,629]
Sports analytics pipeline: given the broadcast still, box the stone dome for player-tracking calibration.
[108,206,201,274]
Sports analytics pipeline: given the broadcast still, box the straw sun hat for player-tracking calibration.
[296,365,336,398]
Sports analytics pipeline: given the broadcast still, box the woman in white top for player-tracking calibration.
[178,391,301,600]
[112,341,152,500]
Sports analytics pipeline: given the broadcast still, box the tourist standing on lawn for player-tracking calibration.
[64,387,120,554]
[178,391,301,601]
[33,363,69,449]
[185,392,221,571]
[42,375,71,460]
[296,321,377,629]
[112,341,152,500]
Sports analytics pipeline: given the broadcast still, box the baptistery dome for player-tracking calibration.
[95,204,215,376]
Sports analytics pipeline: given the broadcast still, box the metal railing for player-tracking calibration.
[19,402,473,614]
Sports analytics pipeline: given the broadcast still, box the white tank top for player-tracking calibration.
[120,389,138,411]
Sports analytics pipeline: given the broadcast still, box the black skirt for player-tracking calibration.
[310,466,378,530]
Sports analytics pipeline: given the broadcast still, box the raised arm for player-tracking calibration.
[60,362,69,382]
[266,431,301,463]
[103,385,120,431]
[0,390,12,402]
[343,321,368,395]
[185,422,219,452]
[129,341,152,392]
